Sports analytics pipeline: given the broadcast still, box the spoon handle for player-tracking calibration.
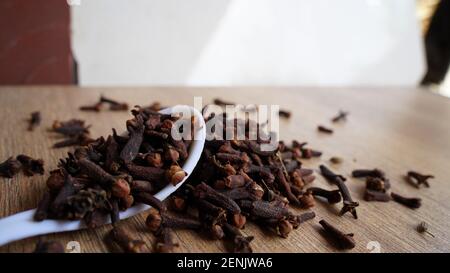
[0,209,84,247]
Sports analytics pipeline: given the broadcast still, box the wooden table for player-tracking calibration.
[1,86,449,253]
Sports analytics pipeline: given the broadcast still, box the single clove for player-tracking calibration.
[155,227,180,253]
[27,111,41,131]
[317,125,333,134]
[391,192,421,209]
[320,165,358,219]
[33,241,65,253]
[223,223,254,253]
[319,220,355,250]
[146,208,201,233]
[307,187,342,204]
[278,110,292,119]
[110,225,147,253]
[0,157,22,178]
[406,171,434,188]
[416,221,435,237]
[329,156,343,164]
[352,168,385,179]
[331,110,349,122]
[364,189,391,202]
[16,154,44,176]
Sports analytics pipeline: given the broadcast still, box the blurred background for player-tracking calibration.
[0,0,449,96]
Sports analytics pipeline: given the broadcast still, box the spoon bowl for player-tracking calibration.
[0,105,206,247]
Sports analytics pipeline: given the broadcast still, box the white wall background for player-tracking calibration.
[71,0,425,86]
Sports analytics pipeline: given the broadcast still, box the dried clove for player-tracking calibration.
[278,109,292,119]
[406,171,434,188]
[146,208,201,233]
[0,157,22,178]
[34,192,52,221]
[329,156,343,164]
[307,187,342,204]
[213,98,235,106]
[165,165,187,185]
[320,165,358,219]
[53,133,95,148]
[134,192,166,211]
[299,191,316,208]
[110,225,146,253]
[296,211,316,225]
[77,158,115,186]
[155,227,180,253]
[27,111,41,131]
[50,119,93,148]
[130,180,154,194]
[364,189,391,202]
[391,192,421,209]
[195,183,241,214]
[79,101,102,112]
[33,241,65,253]
[317,125,333,134]
[331,110,349,122]
[169,196,187,212]
[319,220,355,249]
[223,223,254,253]
[239,200,291,219]
[120,114,145,163]
[16,154,44,176]
[416,221,434,237]
[126,164,165,183]
[352,168,385,179]
[51,119,90,137]
[366,177,390,192]
[80,95,129,112]
[100,95,129,111]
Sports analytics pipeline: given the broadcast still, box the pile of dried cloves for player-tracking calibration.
[34,105,190,231]
[27,99,434,253]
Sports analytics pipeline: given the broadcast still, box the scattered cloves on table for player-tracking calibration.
[391,192,421,209]
[80,95,129,112]
[319,220,355,249]
[406,171,434,188]
[27,111,41,131]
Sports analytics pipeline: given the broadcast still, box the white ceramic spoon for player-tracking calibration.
[0,105,206,247]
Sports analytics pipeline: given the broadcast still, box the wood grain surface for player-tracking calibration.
[0,86,449,253]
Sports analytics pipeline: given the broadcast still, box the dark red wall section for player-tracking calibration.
[0,0,74,84]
